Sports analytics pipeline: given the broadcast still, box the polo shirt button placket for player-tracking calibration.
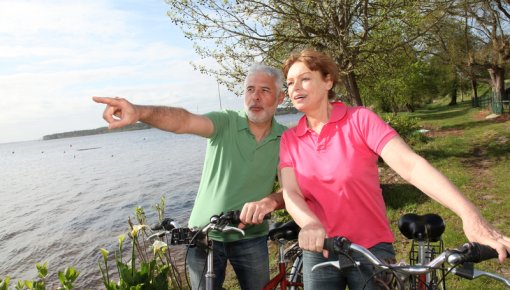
[316,139,325,152]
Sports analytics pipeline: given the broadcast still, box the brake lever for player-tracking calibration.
[217,225,245,236]
[312,261,341,271]
[148,231,171,241]
[451,264,510,286]
[311,259,360,272]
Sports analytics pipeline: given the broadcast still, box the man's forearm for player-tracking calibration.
[137,105,190,133]
[263,190,285,211]
[136,105,214,137]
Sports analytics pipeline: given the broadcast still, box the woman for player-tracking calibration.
[278,49,510,289]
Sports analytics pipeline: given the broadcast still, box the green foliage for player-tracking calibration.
[271,180,292,222]
[135,206,147,226]
[271,209,292,223]
[57,267,79,290]
[0,262,76,290]
[359,45,438,112]
[98,204,185,290]
[381,113,429,145]
[152,196,166,223]
[164,0,440,103]
[0,277,9,290]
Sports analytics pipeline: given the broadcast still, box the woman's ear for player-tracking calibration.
[325,74,333,90]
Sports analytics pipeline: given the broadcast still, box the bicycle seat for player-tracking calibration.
[398,213,445,242]
[268,220,300,241]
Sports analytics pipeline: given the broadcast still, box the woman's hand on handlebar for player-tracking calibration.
[462,214,510,263]
[298,222,328,256]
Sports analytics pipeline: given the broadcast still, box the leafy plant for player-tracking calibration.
[0,277,9,290]
[0,262,77,290]
[98,204,185,289]
[152,196,166,223]
[381,113,429,145]
[57,267,79,290]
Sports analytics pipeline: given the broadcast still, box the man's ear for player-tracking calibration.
[277,91,286,104]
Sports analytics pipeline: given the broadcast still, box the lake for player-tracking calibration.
[0,113,301,288]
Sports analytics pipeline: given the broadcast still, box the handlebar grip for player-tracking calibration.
[452,243,501,264]
[150,217,176,231]
[466,243,500,262]
[323,238,336,253]
[323,237,351,255]
[228,210,271,224]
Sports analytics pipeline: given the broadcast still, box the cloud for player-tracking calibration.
[0,0,241,143]
[0,0,128,39]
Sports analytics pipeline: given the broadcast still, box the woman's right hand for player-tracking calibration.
[298,222,327,254]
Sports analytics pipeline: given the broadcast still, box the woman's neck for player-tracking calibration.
[305,101,332,134]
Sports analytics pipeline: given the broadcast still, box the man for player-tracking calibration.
[93,63,286,290]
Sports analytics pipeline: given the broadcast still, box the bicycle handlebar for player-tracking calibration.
[322,237,504,269]
[315,236,510,286]
[148,210,271,245]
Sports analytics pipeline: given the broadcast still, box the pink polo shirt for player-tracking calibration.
[279,102,398,248]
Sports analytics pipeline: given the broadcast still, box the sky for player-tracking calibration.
[0,0,243,144]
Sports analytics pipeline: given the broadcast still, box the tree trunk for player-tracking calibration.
[340,71,364,106]
[449,87,458,106]
[488,66,506,96]
[471,79,478,107]
[488,66,505,114]
[448,66,458,106]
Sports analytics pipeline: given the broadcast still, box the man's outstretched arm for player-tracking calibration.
[92,96,214,137]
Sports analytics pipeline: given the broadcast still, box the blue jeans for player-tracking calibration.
[186,236,269,290]
[303,242,395,290]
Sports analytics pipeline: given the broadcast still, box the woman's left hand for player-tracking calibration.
[463,215,510,262]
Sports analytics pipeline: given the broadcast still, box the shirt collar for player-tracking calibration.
[296,101,348,136]
[237,110,283,140]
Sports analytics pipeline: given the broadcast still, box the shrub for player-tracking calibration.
[381,113,429,145]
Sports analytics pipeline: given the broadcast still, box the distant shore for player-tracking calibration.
[43,108,299,141]
[42,122,152,140]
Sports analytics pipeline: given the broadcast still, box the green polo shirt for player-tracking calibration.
[188,110,286,242]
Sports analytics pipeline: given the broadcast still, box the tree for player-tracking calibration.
[165,0,448,107]
[456,0,510,113]
[419,14,481,106]
[359,44,438,113]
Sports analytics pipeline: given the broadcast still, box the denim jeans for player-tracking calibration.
[186,236,269,290]
[303,242,395,290]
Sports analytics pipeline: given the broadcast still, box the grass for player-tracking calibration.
[383,98,510,289]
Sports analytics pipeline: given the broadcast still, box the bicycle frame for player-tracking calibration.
[263,240,303,290]
[264,220,303,290]
[409,239,446,290]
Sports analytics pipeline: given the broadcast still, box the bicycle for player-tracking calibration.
[149,210,268,290]
[263,220,303,290]
[313,213,510,289]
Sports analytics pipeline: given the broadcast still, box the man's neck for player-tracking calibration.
[248,120,272,143]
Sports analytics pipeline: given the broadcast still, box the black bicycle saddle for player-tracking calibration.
[398,213,445,242]
[268,220,301,241]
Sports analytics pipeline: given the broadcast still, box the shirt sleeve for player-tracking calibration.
[204,111,229,142]
[278,131,294,169]
[354,108,398,155]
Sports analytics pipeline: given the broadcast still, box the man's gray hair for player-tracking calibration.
[244,63,284,94]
